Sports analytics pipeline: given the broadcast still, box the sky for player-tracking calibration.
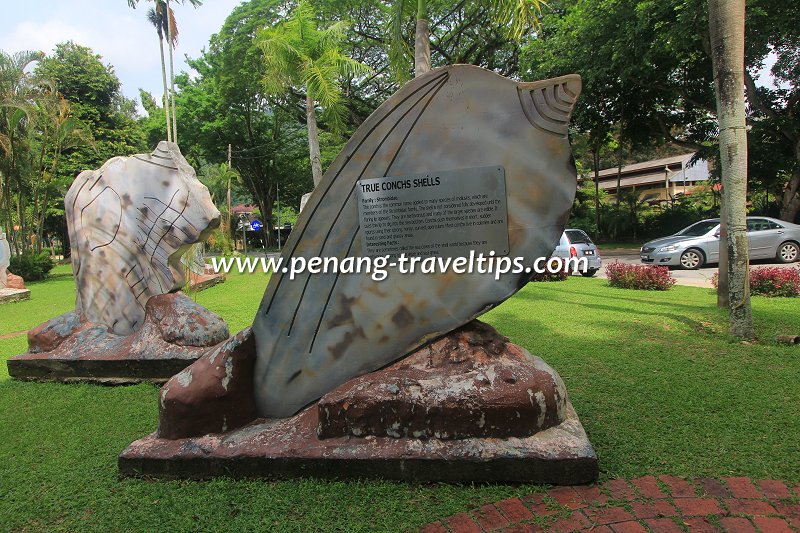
[0,0,243,114]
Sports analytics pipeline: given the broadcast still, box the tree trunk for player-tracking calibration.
[166,0,178,144]
[158,34,172,142]
[414,0,430,77]
[779,154,800,222]
[593,147,601,242]
[414,19,431,77]
[306,94,323,187]
[717,192,729,307]
[709,0,753,338]
[615,162,622,239]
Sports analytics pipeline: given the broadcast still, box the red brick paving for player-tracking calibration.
[644,517,685,532]
[632,476,668,499]
[682,517,719,532]
[752,516,794,533]
[758,480,793,500]
[612,521,648,533]
[423,476,800,532]
[723,477,764,499]
[674,497,725,516]
[475,503,510,531]
[496,498,535,523]
[719,516,758,532]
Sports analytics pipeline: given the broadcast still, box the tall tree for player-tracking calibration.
[169,0,315,246]
[388,0,544,80]
[128,0,202,144]
[0,50,42,254]
[709,0,753,338]
[147,4,172,142]
[34,42,145,174]
[522,0,800,223]
[29,83,94,252]
[258,0,371,187]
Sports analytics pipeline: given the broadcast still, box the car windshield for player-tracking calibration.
[676,220,719,237]
[566,230,593,244]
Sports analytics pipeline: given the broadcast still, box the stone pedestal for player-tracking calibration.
[119,321,598,483]
[0,287,30,304]
[6,272,26,290]
[188,265,225,292]
[8,292,229,384]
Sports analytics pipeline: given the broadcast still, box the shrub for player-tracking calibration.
[529,269,568,282]
[206,227,234,255]
[605,261,676,290]
[712,266,800,297]
[9,251,55,281]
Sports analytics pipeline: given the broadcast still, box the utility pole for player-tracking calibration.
[276,183,281,252]
[227,144,232,245]
[240,214,248,255]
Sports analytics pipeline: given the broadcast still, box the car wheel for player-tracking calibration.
[679,249,704,269]
[777,241,799,263]
[581,269,598,277]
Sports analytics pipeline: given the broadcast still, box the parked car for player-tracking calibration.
[640,216,800,269]
[552,229,602,277]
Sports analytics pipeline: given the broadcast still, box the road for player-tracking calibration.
[596,248,798,287]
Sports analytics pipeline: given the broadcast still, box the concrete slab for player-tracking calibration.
[7,292,229,384]
[0,287,30,304]
[118,402,598,484]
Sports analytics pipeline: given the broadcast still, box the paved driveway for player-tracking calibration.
[596,248,798,288]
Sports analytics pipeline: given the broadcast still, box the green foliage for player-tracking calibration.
[272,204,298,226]
[258,0,372,132]
[34,42,145,174]
[523,0,800,222]
[0,47,100,257]
[8,251,55,281]
[386,0,544,81]
[205,226,234,254]
[169,0,322,244]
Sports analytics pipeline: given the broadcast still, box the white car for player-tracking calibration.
[552,229,602,277]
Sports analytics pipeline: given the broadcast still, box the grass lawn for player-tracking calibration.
[1,265,799,531]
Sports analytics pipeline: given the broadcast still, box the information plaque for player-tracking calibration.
[356,166,508,258]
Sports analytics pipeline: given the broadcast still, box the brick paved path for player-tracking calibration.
[422,476,800,532]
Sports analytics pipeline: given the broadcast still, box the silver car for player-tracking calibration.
[640,216,800,269]
[553,229,602,276]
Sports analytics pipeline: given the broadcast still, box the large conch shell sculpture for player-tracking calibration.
[66,142,220,335]
[252,65,582,418]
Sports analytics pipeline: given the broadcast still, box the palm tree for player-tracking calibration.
[388,0,544,80]
[147,4,172,142]
[128,0,202,144]
[258,0,371,187]
[0,50,43,254]
[30,83,94,252]
[708,0,753,338]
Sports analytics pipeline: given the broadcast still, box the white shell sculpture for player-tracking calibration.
[253,65,582,417]
[66,141,220,335]
[0,228,10,289]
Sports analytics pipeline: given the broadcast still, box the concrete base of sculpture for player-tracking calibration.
[6,272,26,290]
[119,321,598,483]
[119,402,596,483]
[188,266,225,292]
[0,287,30,304]
[7,292,229,384]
